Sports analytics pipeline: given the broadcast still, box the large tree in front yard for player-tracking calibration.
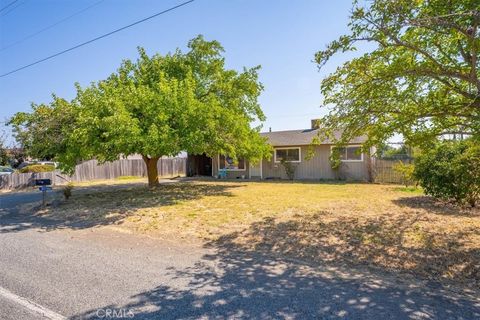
[10,36,270,187]
[315,0,480,148]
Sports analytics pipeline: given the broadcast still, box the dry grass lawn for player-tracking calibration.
[41,179,480,288]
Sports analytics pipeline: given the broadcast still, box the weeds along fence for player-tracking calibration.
[0,158,186,190]
[373,158,413,184]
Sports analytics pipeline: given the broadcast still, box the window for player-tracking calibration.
[332,146,363,161]
[274,148,301,162]
[219,155,245,170]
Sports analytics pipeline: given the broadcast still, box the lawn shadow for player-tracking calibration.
[212,211,480,290]
[0,181,242,234]
[392,196,479,216]
[71,238,480,319]
[189,176,356,185]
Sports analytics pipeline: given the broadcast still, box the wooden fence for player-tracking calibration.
[372,159,413,184]
[0,157,186,190]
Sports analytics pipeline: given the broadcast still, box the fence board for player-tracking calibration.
[373,159,412,184]
[0,157,186,190]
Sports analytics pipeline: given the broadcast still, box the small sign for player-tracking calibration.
[38,186,52,192]
[35,179,52,186]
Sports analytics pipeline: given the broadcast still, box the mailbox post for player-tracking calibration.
[35,179,52,207]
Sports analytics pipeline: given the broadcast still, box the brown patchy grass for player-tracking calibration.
[42,179,480,288]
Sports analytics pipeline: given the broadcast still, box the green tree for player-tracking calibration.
[315,0,480,149]
[0,131,8,166]
[9,96,77,161]
[10,36,271,187]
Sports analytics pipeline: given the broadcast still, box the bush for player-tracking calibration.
[62,182,74,200]
[414,139,480,207]
[392,161,416,188]
[280,159,296,180]
[19,164,55,173]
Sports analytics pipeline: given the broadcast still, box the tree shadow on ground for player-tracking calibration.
[213,211,480,289]
[392,196,479,216]
[0,182,242,234]
[71,243,480,319]
[193,176,352,185]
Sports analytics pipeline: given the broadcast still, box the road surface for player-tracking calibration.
[0,191,479,319]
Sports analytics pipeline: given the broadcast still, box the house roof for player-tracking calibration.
[260,129,367,147]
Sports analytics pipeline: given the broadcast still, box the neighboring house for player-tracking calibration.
[187,120,374,181]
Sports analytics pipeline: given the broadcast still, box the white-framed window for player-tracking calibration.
[219,155,246,171]
[274,147,301,163]
[331,145,363,162]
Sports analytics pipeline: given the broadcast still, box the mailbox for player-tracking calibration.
[35,179,52,186]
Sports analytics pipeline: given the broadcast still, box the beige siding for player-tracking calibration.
[212,145,372,181]
[262,145,371,181]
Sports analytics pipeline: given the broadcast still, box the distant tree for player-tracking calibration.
[10,36,271,187]
[7,147,27,168]
[315,0,480,149]
[379,144,411,159]
[0,132,8,166]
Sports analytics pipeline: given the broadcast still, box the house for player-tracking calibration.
[187,120,374,181]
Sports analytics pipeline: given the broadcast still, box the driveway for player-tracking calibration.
[0,191,479,319]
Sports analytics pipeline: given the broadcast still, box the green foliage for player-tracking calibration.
[0,148,7,166]
[62,182,74,200]
[0,131,9,166]
[8,96,76,162]
[392,161,416,188]
[414,139,480,207]
[9,36,271,187]
[329,147,347,180]
[280,159,296,180]
[316,0,480,148]
[380,144,411,160]
[394,186,423,194]
[19,164,55,173]
[329,147,342,171]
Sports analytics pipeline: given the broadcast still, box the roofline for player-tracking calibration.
[260,128,317,134]
[269,142,365,147]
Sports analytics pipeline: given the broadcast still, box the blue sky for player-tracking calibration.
[0,0,361,144]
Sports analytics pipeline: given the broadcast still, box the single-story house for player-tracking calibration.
[187,120,374,181]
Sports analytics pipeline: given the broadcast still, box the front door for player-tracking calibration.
[249,161,262,179]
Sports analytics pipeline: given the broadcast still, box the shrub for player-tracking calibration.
[414,139,480,207]
[392,161,416,188]
[329,147,346,180]
[280,159,296,180]
[62,182,74,200]
[19,164,55,173]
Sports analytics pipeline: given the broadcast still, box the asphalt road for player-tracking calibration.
[0,191,479,319]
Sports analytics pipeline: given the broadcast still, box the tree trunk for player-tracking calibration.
[142,155,160,188]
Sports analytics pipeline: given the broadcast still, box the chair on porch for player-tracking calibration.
[218,168,227,179]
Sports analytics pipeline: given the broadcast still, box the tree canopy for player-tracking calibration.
[10,36,271,186]
[315,0,480,149]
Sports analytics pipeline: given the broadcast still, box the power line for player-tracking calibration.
[0,0,195,78]
[1,0,106,52]
[0,0,26,17]
[0,0,18,12]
